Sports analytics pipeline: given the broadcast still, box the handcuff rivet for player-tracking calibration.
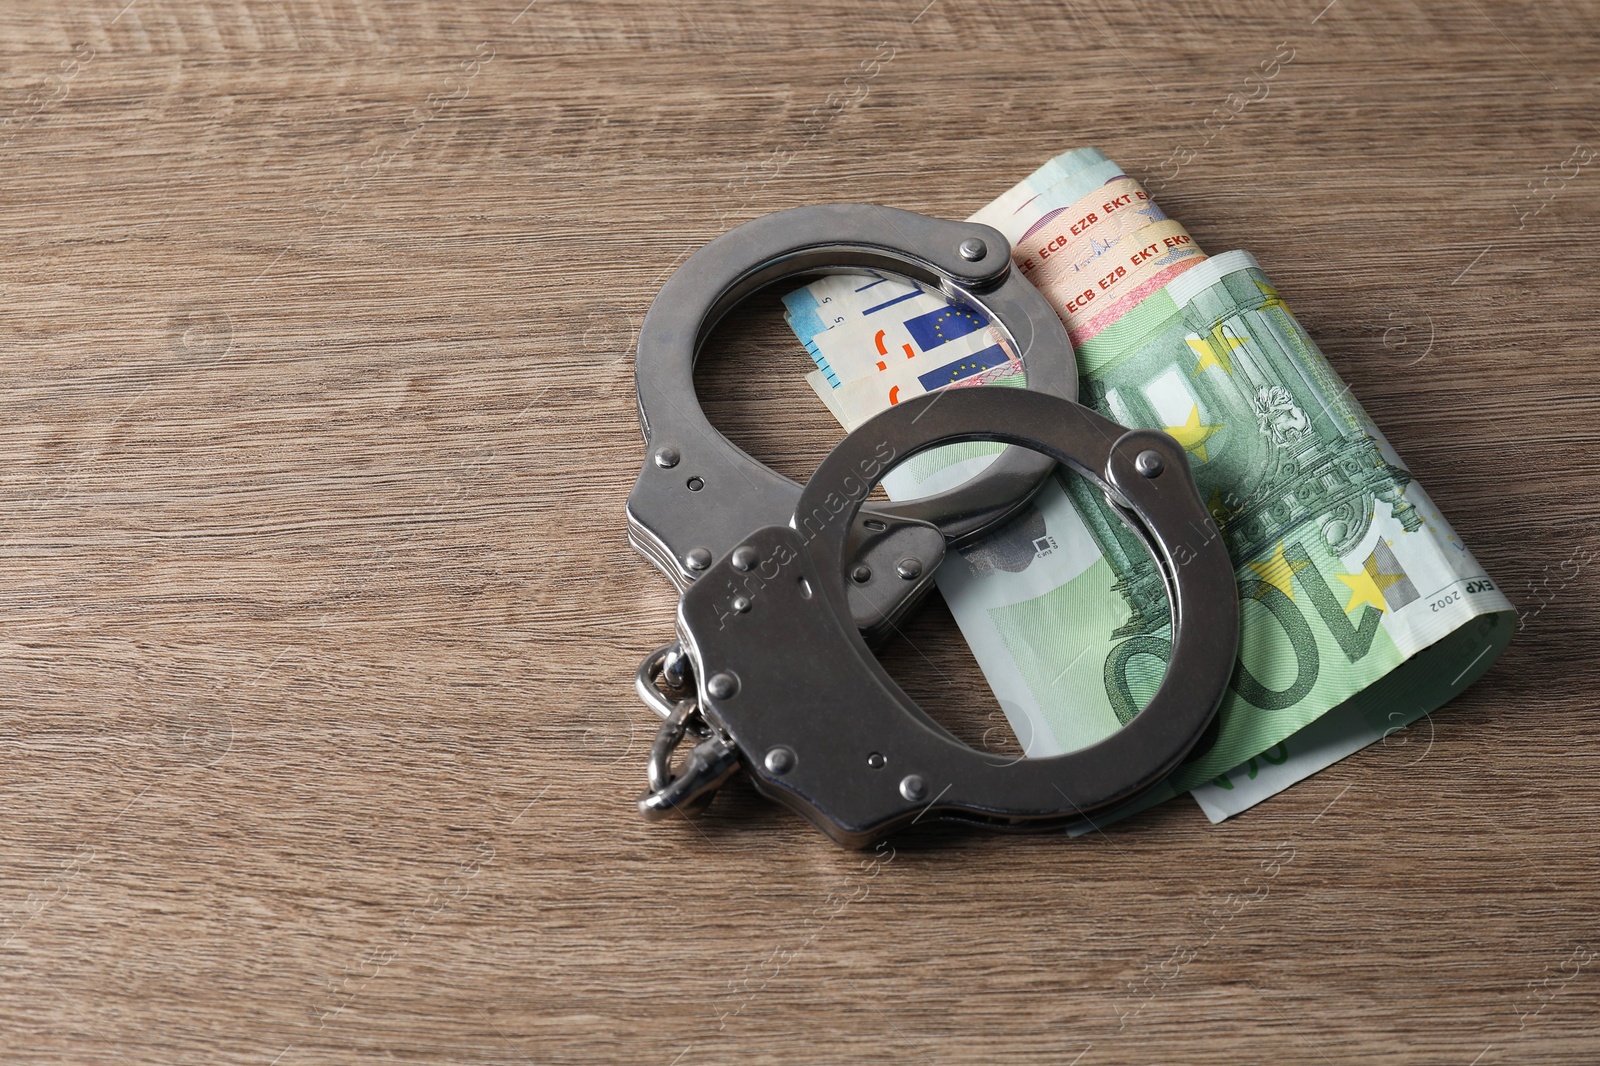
[867,752,886,769]
[895,558,922,580]
[764,746,796,774]
[731,546,760,572]
[654,447,680,469]
[686,476,705,491]
[662,646,691,691]
[706,672,739,700]
[851,565,872,584]
[958,237,987,262]
[731,595,751,614]
[1135,450,1165,478]
[899,774,928,802]
[685,547,713,571]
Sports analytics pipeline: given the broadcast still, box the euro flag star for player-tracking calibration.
[1186,329,1248,376]
[1247,542,1310,601]
[1164,404,1223,463]
[1255,279,1291,315]
[1336,566,1404,615]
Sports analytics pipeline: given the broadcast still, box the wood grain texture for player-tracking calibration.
[0,0,1596,1061]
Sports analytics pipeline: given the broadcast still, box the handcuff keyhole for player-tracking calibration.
[686,476,705,491]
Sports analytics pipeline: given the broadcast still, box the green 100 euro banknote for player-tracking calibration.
[782,150,1514,820]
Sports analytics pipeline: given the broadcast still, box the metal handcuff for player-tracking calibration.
[624,205,1240,847]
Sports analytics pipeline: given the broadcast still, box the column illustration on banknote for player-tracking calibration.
[783,147,1514,822]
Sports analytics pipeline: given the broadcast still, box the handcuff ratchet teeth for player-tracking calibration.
[625,207,1240,847]
[626,204,1079,644]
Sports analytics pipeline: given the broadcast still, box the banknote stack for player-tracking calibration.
[784,148,1515,822]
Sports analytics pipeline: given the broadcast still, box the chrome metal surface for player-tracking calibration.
[626,203,1079,644]
[671,388,1240,847]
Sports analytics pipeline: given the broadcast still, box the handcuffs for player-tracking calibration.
[624,205,1240,847]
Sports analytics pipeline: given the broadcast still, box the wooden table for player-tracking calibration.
[2,0,1596,1061]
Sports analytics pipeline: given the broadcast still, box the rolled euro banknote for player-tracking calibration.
[783,149,1514,819]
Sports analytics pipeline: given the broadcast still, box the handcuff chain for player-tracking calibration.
[634,643,739,819]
